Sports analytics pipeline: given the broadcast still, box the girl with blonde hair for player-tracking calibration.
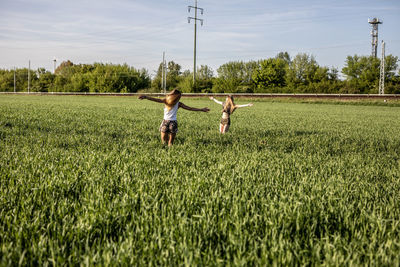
[209,95,253,133]
[139,89,209,146]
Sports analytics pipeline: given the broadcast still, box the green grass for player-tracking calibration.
[1,95,400,266]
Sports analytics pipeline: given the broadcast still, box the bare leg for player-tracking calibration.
[168,133,176,146]
[220,124,230,134]
[161,132,169,145]
[220,123,224,133]
[224,124,230,133]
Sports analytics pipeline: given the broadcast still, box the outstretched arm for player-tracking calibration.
[138,95,165,104]
[179,102,209,112]
[209,96,223,105]
[235,103,253,108]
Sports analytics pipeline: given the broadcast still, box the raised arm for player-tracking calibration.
[235,103,253,108]
[209,96,223,105]
[138,95,165,104]
[179,102,209,112]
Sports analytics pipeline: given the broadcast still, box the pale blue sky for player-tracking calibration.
[0,0,399,77]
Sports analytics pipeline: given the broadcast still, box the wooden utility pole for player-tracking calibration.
[14,67,16,93]
[28,60,30,93]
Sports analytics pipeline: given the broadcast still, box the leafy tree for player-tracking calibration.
[327,68,339,81]
[342,55,376,81]
[177,75,194,93]
[212,61,257,93]
[55,60,74,76]
[276,51,291,65]
[176,69,196,93]
[0,69,14,92]
[286,53,319,87]
[197,65,213,81]
[252,58,287,92]
[312,67,329,83]
[342,55,398,93]
[0,68,41,92]
[385,76,400,94]
[181,70,191,78]
[151,62,164,92]
[52,75,68,92]
[70,72,89,92]
[0,55,398,94]
[166,61,182,90]
[32,68,54,92]
[383,55,399,80]
[151,61,182,92]
[85,63,149,93]
[52,60,75,92]
[196,65,214,92]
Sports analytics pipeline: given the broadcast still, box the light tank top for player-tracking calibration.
[163,102,179,121]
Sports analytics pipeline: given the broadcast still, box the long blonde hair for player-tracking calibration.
[165,89,182,110]
[222,95,236,114]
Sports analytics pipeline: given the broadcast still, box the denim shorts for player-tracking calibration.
[159,120,178,133]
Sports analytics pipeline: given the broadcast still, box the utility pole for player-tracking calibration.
[379,41,385,95]
[368,18,382,58]
[14,67,16,93]
[161,52,167,94]
[28,60,30,93]
[53,57,57,73]
[161,52,165,93]
[188,0,204,87]
[164,59,167,93]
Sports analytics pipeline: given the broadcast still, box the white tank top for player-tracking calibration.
[163,102,179,121]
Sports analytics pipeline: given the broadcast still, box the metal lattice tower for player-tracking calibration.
[379,41,385,95]
[368,18,382,58]
[188,0,204,86]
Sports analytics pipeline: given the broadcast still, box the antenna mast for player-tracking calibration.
[188,0,204,87]
[368,18,382,58]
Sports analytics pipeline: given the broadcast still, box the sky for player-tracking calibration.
[0,0,399,77]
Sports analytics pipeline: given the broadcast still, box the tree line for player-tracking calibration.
[1,52,399,94]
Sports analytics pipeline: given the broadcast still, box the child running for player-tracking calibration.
[209,95,253,133]
[139,89,209,146]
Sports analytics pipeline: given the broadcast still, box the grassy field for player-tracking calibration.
[1,95,400,266]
